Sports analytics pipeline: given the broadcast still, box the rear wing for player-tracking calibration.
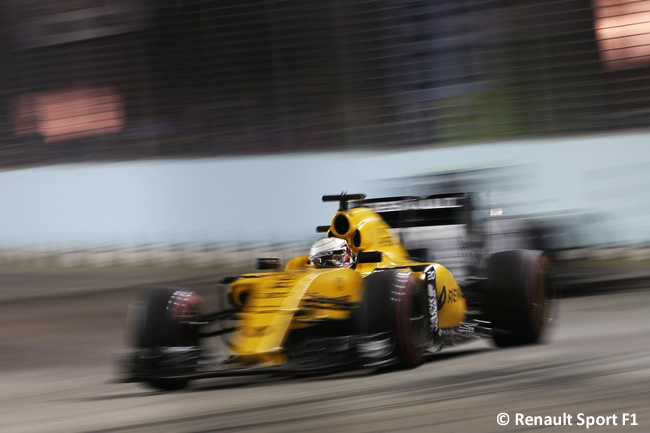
[350,193,473,228]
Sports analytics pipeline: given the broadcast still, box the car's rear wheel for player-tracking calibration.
[355,270,432,367]
[128,287,205,391]
[486,250,556,347]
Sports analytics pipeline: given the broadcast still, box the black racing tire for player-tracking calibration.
[355,270,432,368]
[128,287,205,391]
[486,250,556,347]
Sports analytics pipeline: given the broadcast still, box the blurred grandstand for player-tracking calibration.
[1,0,649,292]
[1,0,650,167]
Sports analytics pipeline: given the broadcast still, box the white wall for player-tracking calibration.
[1,132,648,247]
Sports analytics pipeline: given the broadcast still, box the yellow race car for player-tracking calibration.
[122,193,555,391]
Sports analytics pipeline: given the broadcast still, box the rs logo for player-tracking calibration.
[438,286,462,310]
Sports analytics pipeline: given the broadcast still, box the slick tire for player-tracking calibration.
[128,287,205,391]
[486,250,556,347]
[356,270,431,368]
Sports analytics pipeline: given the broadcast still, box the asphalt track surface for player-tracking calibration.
[1,270,649,433]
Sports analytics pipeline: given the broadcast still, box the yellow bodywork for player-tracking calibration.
[227,206,466,365]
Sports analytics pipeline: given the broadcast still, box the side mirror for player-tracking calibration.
[257,257,282,270]
[357,251,383,263]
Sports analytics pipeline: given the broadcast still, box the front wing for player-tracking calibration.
[118,331,400,384]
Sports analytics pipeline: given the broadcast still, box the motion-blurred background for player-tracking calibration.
[0,0,648,289]
[2,3,650,432]
[3,0,650,157]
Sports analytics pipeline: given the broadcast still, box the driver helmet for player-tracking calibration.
[309,237,356,268]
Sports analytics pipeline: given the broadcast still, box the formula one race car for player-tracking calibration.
[121,193,556,391]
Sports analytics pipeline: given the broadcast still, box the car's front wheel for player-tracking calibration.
[355,270,433,367]
[127,287,205,391]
